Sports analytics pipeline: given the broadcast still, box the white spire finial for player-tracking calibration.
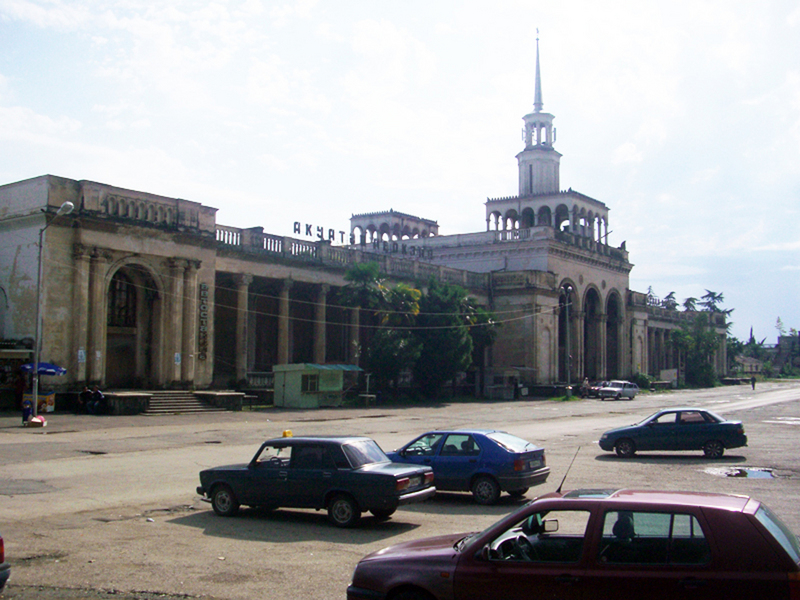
[534,34,543,113]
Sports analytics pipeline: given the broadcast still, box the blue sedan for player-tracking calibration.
[386,429,550,505]
[599,408,747,458]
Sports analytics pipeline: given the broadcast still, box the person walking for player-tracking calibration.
[750,376,756,390]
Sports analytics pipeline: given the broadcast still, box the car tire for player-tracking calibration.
[328,494,361,528]
[615,438,636,458]
[211,484,240,517]
[508,488,529,498]
[472,476,501,505]
[369,508,396,520]
[703,440,725,459]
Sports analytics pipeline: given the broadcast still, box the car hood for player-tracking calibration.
[359,533,466,564]
[200,463,250,473]
[601,424,641,437]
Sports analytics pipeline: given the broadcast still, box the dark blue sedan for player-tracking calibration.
[599,408,747,458]
[386,429,550,505]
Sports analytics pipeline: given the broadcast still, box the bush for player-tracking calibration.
[630,373,653,389]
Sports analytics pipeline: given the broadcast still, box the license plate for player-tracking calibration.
[528,459,541,469]
[409,476,422,487]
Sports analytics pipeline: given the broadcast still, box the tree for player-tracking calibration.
[671,313,721,387]
[412,279,474,397]
[776,317,787,337]
[463,302,500,396]
[663,291,678,311]
[682,297,697,311]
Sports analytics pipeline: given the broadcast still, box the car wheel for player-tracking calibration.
[472,476,501,505]
[211,484,240,517]
[703,440,725,459]
[508,488,529,498]
[328,494,361,528]
[369,508,396,520]
[615,438,636,458]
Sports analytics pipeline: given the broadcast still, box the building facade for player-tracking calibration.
[0,45,726,403]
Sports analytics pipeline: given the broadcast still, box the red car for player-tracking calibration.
[0,532,9,592]
[348,489,800,600]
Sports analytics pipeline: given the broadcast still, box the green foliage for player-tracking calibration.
[412,279,474,397]
[365,328,422,392]
[671,313,721,387]
[630,372,653,389]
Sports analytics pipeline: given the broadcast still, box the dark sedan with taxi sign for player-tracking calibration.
[197,434,435,527]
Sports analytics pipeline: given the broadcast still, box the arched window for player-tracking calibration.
[108,271,136,327]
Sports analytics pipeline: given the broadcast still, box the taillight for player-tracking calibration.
[396,477,410,491]
[0,537,4,563]
[514,459,525,472]
[424,472,434,485]
[788,571,800,600]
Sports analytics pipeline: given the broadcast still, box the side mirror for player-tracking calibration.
[543,519,559,533]
[479,545,491,561]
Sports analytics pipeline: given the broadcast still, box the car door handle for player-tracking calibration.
[279,470,288,478]
[555,575,580,585]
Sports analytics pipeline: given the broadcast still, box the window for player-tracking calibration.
[441,434,478,456]
[488,510,591,563]
[108,271,136,327]
[257,444,292,468]
[301,374,319,392]
[405,434,444,456]
[598,511,710,565]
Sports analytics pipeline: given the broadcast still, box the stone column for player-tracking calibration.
[314,284,329,364]
[349,307,361,365]
[87,249,108,383]
[181,261,200,384]
[165,259,186,384]
[277,279,293,365]
[72,244,91,383]
[235,274,253,382]
[599,314,608,379]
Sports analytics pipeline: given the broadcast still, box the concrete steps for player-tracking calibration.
[144,390,226,415]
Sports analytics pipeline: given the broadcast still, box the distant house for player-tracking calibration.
[735,356,762,374]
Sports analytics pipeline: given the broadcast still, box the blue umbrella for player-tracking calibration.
[21,362,67,376]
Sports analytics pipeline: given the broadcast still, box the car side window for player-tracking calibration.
[440,434,479,456]
[488,510,591,563]
[258,445,292,467]
[598,511,711,565]
[653,413,677,425]
[679,411,706,424]
[405,434,444,456]
[291,446,325,469]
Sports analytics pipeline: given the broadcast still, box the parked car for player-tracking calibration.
[0,532,9,592]
[197,435,435,527]
[588,380,609,398]
[347,488,800,600]
[598,380,639,400]
[599,408,747,458]
[386,429,549,505]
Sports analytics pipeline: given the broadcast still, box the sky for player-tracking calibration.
[1,0,798,344]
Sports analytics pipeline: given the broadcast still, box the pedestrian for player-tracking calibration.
[750,376,756,391]
[580,377,590,398]
[76,386,92,414]
[89,385,106,415]
[14,369,26,410]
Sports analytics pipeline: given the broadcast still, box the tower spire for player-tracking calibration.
[534,31,543,113]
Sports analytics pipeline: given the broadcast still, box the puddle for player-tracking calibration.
[704,466,775,479]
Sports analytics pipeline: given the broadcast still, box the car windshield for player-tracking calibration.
[755,505,800,563]
[342,439,390,468]
[607,382,624,389]
[487,431,537,452]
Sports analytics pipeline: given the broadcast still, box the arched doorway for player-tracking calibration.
[558,284,578,383]
[105,264,161,388]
